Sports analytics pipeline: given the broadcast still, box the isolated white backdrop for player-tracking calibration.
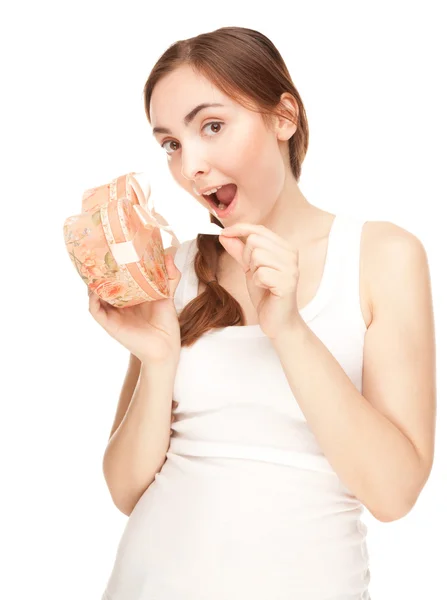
[1,1,445,599]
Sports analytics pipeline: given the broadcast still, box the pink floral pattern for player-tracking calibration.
[63,173,170,307]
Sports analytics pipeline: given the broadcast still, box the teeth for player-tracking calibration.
[217,202,227,210]
[203,185,223,195]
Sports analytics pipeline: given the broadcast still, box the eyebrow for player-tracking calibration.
[152,103,225,136]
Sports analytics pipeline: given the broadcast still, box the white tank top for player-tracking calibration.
[101,213,372,600]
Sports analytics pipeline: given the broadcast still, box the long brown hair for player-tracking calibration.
[143,27,309,346]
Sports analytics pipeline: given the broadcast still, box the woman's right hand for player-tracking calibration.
[88,252,183,364]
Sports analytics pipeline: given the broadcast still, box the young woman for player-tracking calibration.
[92,26,436,600]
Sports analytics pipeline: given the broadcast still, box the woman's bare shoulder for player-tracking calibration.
[362,220,428,314]
[362,219,426,263]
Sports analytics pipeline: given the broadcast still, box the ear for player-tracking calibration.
[274,93,299,141]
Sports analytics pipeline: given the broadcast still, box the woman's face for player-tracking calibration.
[149,65,288,224]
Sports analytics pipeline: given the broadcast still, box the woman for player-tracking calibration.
[93,26,436,600]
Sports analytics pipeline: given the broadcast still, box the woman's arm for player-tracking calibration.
[103,359,179,516]
[270,221,436,523]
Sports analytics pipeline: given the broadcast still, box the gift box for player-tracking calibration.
[62,172,185,307]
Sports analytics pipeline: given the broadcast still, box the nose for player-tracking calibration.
[180,143,210,182]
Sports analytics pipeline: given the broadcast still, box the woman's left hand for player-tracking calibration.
[219,223,304,339]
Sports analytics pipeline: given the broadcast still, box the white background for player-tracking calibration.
[1,1,445,598]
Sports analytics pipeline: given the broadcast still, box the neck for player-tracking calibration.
[261,174,332,249]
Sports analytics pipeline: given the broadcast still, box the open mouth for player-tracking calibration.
[202,184,238,217]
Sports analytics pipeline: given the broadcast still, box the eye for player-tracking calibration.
[161,121,224,154]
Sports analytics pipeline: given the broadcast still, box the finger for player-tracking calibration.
[98,297,112,314]
[88,290,100,311]
[88,289,108,316]
[244,246,286,275]
[242,236,294,274]
[253,266,298,296]
[218,234,245,269]
[243,232,293,255]
[221,223,291,250]
[165,254,182,298]
[88,291,99,315]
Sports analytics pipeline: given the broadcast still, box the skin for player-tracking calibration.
[149,65,328,245]
[150,65,436,519]
[150,65,363,323]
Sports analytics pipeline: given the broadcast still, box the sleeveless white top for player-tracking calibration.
[102,214,372,600]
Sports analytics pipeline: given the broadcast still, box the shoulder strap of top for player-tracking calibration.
[298,214,368,323]
[326,214,368,334]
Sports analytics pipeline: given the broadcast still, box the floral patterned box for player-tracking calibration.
[63,172,180,308]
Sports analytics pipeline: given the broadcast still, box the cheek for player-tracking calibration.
[236,127,283,200]
[212,122,266,182]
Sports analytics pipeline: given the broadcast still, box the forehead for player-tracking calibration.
[149,66,233,126]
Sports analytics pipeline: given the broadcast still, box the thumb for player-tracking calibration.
[164,253,182,298]
[218,234,245,269]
